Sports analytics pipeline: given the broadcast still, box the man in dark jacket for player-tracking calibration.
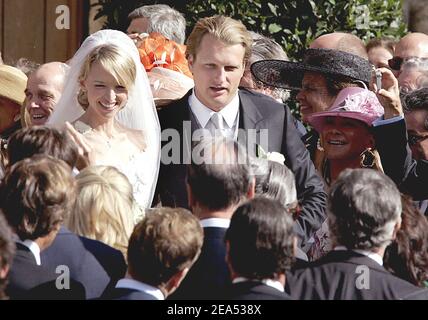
[286,169,428,300]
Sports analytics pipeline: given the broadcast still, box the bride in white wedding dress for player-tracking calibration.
[48,30,160,210]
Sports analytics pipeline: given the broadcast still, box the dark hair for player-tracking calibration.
[0,155,76,240]
[324,73,364,97]
[402,88,428,130]
[384,195,428,287]
[127,207,203,287]
[366,37,396,56]
[0,212,15,299]
[225,197,295,280]
[328,168,402,250]
[187,138,252,211]
[7,126,78,169]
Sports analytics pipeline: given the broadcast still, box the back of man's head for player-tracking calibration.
[403,87,428,113]
[328,168,402,251]
[395,32,428,59]
[187,137,253,213]
[310,32,368,59]
[0,155,76,241]
[226,197,295,280]
[7,126,78,169]
[128,4,186,44]
[127,207,203,291]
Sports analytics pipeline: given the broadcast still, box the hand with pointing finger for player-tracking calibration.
[65,121,92,170]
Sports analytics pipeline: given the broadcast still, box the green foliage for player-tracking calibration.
[186,0,407,60]
[93,0,406,60]
[91,0,187,32]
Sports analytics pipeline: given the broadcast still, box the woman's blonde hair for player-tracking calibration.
[77,44,136,110]
[66,165,137,257]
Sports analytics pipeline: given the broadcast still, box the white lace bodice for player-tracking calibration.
[74,121,155,213]
[94,151,152,210]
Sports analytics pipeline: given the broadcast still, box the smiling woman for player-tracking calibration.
[305,87,384,260]
[48,30,161,209]
[308,87,384,185]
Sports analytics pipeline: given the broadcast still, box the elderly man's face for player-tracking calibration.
[0,97,20,133]
[296,72,336,124]
[188,34,246,111]
[127,17,149,35]
[405,109,428,160]
[25,68,63,126]
[127,17,150,45]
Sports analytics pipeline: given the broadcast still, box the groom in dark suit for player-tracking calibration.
[156,15,326,250]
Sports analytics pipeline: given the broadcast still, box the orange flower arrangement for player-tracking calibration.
[138,32,192,79]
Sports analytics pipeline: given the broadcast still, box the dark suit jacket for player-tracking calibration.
[7,243,85,300]
[286,250,428,300]
[169,226,230,300]
[226,281,291,300]
[41,226,127,299]
[373,118,428,200]
[156,89,327,249]
[102,288,158,300]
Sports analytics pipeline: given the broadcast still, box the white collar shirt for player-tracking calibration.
[115,278,165,300]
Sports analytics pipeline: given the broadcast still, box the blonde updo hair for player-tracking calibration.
[66,165,138,257]
[77,44,137,110]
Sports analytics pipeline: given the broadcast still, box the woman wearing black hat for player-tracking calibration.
[251,48,373,164]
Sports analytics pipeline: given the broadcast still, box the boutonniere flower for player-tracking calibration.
[257,145,286,165]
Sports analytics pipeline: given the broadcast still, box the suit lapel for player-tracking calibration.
[238,90,271,154]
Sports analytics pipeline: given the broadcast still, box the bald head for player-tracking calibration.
[310,32,368,59]
[395,32,428,59]
[32,62,68,87]
[25,62,68,126]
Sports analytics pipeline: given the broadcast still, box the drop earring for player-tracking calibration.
[360,148,376,168]
[317,138,325,152]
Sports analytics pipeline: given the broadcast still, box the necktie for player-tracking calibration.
[210,112,225,136]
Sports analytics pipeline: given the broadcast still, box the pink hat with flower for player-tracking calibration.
[307,87,384,133]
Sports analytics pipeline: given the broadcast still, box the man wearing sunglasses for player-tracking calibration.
[402,88,428,161]
[372,68,428,215]
[388,32,428,76]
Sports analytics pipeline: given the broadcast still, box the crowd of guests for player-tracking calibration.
[0,4,427,300]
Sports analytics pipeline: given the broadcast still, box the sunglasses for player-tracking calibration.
[388,56,404,71]
[408,132,428,146]
[388,56,428,71]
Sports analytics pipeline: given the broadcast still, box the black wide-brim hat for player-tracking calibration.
[251,48,372,90]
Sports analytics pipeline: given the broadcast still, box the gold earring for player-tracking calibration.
[317,138,325,152]
[360,148,376,168]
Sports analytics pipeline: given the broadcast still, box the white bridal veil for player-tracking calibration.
[48,29,161,208]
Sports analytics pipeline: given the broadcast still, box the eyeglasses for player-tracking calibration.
[408,132,428,146]
[388,56,428,71]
